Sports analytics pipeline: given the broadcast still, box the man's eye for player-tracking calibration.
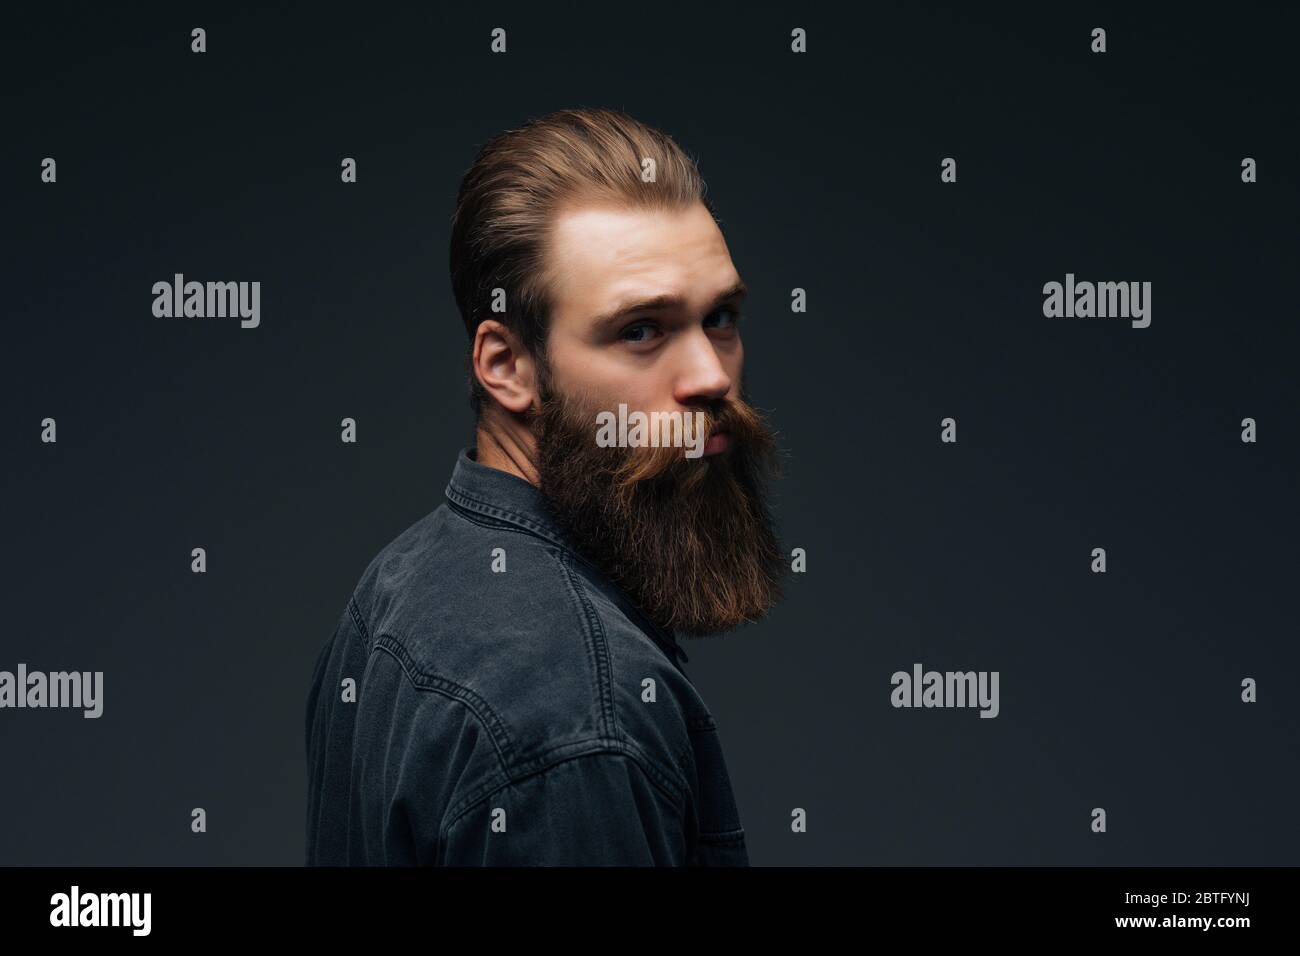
[706,307,742,330]
[621,322,658,343]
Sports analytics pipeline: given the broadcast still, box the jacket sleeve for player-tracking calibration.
[438,751,689,866]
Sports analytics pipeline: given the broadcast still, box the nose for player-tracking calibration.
[671,326,733,406]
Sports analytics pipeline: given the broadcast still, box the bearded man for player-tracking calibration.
[306,107,786,866]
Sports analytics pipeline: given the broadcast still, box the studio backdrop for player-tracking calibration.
[2,2,1297,866]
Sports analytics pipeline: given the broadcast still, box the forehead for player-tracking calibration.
[544,201,738,325]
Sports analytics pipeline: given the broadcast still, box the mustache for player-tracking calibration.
[608,397,780,490]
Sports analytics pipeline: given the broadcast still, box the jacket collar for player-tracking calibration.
[444,446,690,666]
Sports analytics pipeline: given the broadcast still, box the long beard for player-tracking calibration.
[533,383,785,637]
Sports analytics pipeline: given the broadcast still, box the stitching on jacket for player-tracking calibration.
[444,500,549,538]
[347,596,371,650]
[556,551,703,794]
[445,485,566,547]
[696,827,746,845]
[369,634,516,770]
[686,713,717,733]
[552,548,617,743]
[439,744,688,840]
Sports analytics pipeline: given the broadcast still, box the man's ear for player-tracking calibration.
[472,320,538,415]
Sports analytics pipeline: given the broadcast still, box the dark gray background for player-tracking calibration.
[2,1,1296,865]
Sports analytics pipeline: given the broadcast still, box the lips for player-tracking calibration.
[702,429,731,456]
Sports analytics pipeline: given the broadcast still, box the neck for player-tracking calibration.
[475,413,541,487]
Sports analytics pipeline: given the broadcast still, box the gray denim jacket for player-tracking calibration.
[305,447,750,865]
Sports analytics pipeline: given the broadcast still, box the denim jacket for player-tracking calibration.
[305,447,750,865]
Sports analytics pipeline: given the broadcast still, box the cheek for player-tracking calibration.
[594,375,671,415]
[607,379,663,413]
[551,346,649,406]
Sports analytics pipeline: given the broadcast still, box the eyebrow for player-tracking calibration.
[590,279,748,334]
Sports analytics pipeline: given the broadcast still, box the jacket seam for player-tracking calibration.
[438,744,688,841]
[369,634,517,769]
[445,484,567,548]
[347,595,371,650]
[551,548,618,743]
[444,499,554,540]
[687,713,717,732]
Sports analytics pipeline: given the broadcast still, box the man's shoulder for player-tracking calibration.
[345,502,704,798]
